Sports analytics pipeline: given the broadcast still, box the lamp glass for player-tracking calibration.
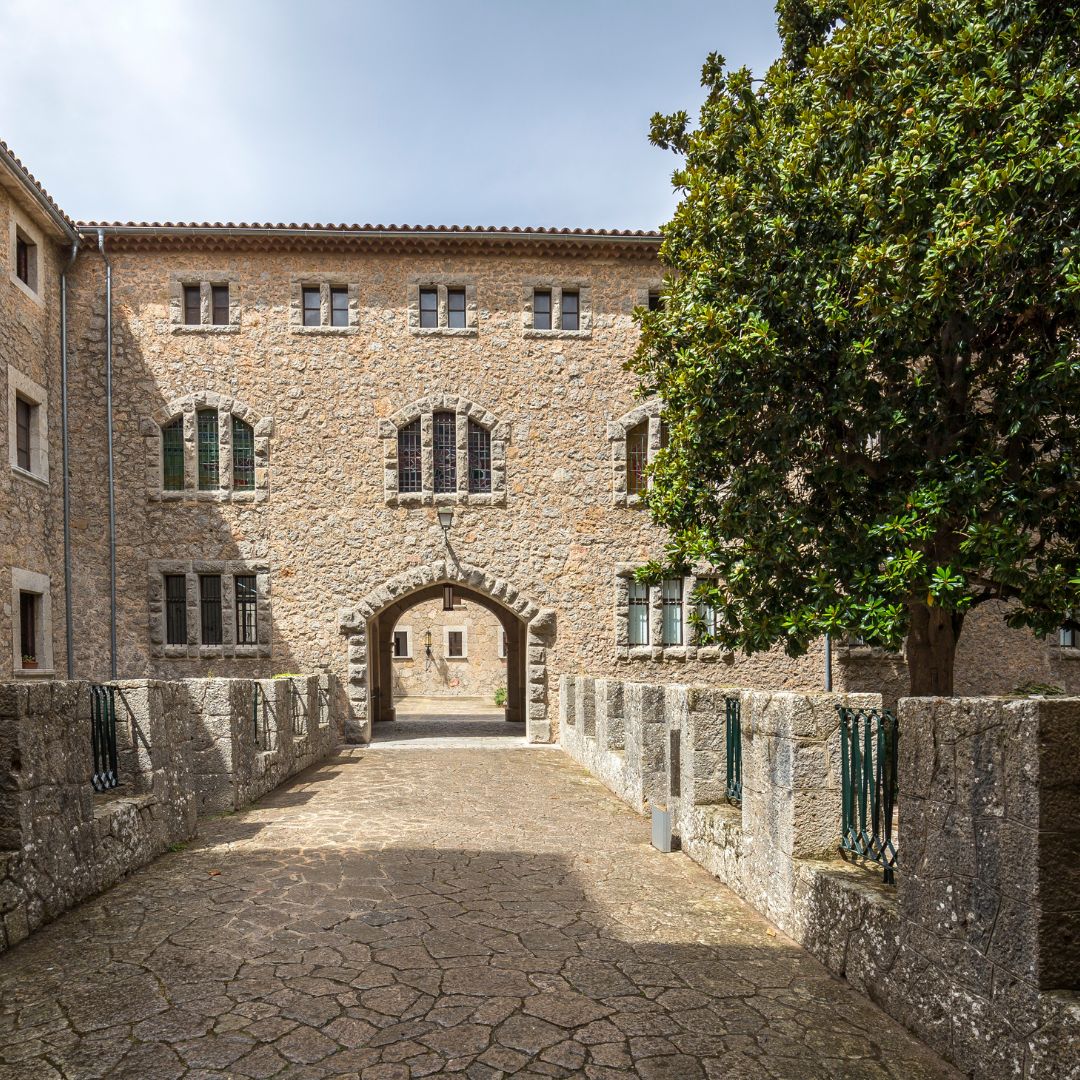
[437,508,454,531]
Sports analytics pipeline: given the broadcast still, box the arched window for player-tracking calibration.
[626,421,648,496]
[398,419,422,493]
[433,411,457,493]
[232,416,255,491]
[162,416,184,491]
[468,419,491,493]
[196,409,219,490]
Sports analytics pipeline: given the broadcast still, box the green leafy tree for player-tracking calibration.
[635,0,1080,695]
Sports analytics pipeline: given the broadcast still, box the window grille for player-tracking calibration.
[626,422,648,495]
[433,411,457,493]
[15,396,32,472]
[533,289,552,330]
[19,592,37,661]
[197,409,219,489]
[447,630,464,658]
[235,574,258,644]
[561,290,579,331]
[698,601,718,639]
[232,417,255,491]
[183,285,201,325]
[397,419,422,492]
[165,574,187,644]
[468,419,491,493]
[200,574,223,646]
[211,284,230,325]
[419,288,438,328]
[302,286,321,327]
[162,417,184,490]
[447,288,466,328]
[661,577,683,646]
[628,580,649,646]
[330,286,349,327]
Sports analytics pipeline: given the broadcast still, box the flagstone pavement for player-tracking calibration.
[0,711,961,1079]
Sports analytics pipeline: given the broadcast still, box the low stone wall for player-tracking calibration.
[0,675,335,954]
[560,676,1080,1080]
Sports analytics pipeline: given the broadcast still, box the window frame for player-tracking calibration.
[523,281,591,337]
[196,408,220,490]
[232,415,256,491]
[609,400,666,507]
[170,275,240,332]
[392,627,413,659]
[164,574,188,645]
[10,568,53,676]
[7,365,49,484]
[9,215,41,298]
[15,396,32,472]
[408,280,478,335]
[183,284,201,325]
[444,625,468,660]
[302,286,322,327]
[234,574,258,645]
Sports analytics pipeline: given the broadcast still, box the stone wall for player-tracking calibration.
[0,674,334,954]
[560,676,1080,1080]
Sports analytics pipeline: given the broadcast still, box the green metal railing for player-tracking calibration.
[252,682,262,745]
[725,696,742,804]
[838,705,899,884]
[90,685,118,792]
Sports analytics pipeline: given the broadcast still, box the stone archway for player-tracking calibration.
[339,561,556,745]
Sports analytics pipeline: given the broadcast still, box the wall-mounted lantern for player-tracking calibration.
[437,508,454,533]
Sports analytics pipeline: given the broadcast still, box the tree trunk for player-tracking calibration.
[906,601,964,697]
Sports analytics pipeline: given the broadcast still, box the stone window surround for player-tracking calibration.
[168,274,241,333]
[8,210,42,303]
[614,565,728,662]
[379,393,508,508]
[608,399,664,507]
[7,365,49,486]
[635,280,664,311]
[149,559,271,659]
[443,624,468,660]
[407,276,478,336]
[393,625,413,660]
[10,568,53,677]
[141,391,272,503]
[522,278,592,339]
[290,276,360,334]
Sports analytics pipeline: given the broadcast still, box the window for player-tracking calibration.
[211,285,230,326]
[433,411,457,494]
[10,220,40,295]
[165,574,187,645]
[11,569,52,675]
[19,592,37,664]
[446,628,466,658]
[162,417,184,491]
[648,290,663,312]
[1060,625,1077,648]
[447,288,466,329]
[393,629,412,658]
[628,580,650,646]
[661,578,683,646]
[626,421,648,496]
[232,416,255,491]
[468,419,491,494]
[419,288,438,328]
[235,575,258,645]
[398,419,422,493]
[532,289,552,331]
[197,409,219,489]
[561,290,579,331]
[330,286,349,327]
[15,236,31,286]
[183,285,201,325]
[200,575,223,646]
[302,286,321,327]
[499,628,507,659]
[696,588,718,641]
[15,396,32,472]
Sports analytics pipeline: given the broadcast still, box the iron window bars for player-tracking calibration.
[200,574,223,646]
[162,416,184,490]
[197,409,219,489]
[232,416,256,491]
[468,419,491,493]
[235,574,258,645]
[626,422,648,495]
[661,578,684,646]
[628,580,650,646]
[433,411,457,493]
[397,419,422,492]
[164,574,188,645]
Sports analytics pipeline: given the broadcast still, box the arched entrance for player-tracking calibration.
[338,561,556,744]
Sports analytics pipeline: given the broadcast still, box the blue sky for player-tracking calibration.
[0,1,780,229]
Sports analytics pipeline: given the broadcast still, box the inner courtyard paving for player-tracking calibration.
[0,715,960,1080]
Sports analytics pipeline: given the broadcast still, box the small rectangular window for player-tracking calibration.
[330,286,349,327]
[235,575,258,645]
[200,575,223,646]
[498,628,507,659]
[561,290,579,331]
[211,284,230,325]
[302,286,321,327]
[393,630,410,657]
[533,289,552,330]
[648,290,662,312]
[19,591,37,662]
[661,578,683,646]
[628,580,649,646]
[1060,625,1077,649]
[447,630,464,658]
[197,409,219,490]
[697,585,718,641]
[165,574,187,645]
[447,288,467,328]
[183,285,201,325]
[15,396,32,472]
[419,288,438,328]
[15,236,30,286]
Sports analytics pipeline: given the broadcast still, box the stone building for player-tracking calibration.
[2,138,1079,742]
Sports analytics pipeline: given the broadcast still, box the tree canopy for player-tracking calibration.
[634,0,1080,694]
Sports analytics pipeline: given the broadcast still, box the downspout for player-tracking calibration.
[824,632,833,692]
[60,237,79,677]
[97,230,117,680]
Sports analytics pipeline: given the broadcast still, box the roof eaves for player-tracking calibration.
[0,140,77,241]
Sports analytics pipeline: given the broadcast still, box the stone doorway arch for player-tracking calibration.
[338,561,556,744]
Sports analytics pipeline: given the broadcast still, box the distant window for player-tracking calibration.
[15,236,31,286]
[468,419,491,494]
[302,286,321,327]
[397,419,422,493]
[197,409,219,490]
[628,580,650,646]
[447,288,466,329]
[447,630,464,658]
[532,289,552,331]
[235,574,258,645]
[626,421,648,496]
[162,416,184,490]
[330,286,349,327]
[164,574,187,645]
[393,629,411,658]
[211,285,230,325]
[419,288,438,328]
[661,578,683,646]
[1060,625,1077,648]
[498,628,507,659]
[232,416,255,491]
[19,591,37,663]
[433,411,457,494]
[561,290,579,331]
[648,290,663,312]
[15,396,32,472]
[200,575,222,646]
[183,285,201,325]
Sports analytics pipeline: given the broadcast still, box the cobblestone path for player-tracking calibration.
[0,741,959,1079]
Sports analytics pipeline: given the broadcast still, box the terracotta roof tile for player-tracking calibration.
[0,138,76,234]
[77,221,660,238]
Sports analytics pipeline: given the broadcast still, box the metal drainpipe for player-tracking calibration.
[824,632,833,692]
[97,230,117,680]
[60,237,79,677]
